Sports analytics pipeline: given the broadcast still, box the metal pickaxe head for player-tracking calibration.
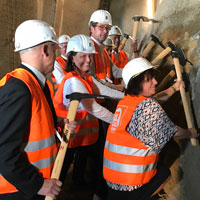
[151,34,166,49]
[65,92,110,101]
[175,48,193,66]
[170,45,193,67]
[167,41,176,51]
[123,33,130,39]
[132,16,161,23]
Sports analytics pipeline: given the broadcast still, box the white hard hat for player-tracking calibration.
[89,9,112,26]
[14,19,57,52]
[58,34,70,44]
[109,25,122,36]
[122,58,153,88]
[66,34,96,54]
[103,37,114,47]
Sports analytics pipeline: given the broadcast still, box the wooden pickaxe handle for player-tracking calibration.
[45,100,79,200]
[129,20,139,60]
[151,46,172,65]
[173,57,199,146]
[118,37,128,51]
[156,70,175,92]
[142,41,156,58]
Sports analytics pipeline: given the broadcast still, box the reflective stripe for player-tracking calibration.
[76,114,96,124]
[57,113,94,125]
[0,153,57,177]
[23,134,56,152]
[104,157,157,173]
[32,153,57,169]
[105,140,155,157]
[70,127,99,138]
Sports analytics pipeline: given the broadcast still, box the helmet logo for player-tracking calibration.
[89,42,92,47]
[105,16,108,20]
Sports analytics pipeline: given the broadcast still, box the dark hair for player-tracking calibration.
[89,21,98,36]
[125,68,156,95]
[66,51,77,72]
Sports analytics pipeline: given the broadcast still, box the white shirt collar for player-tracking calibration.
[61,55,67,60]
[22,62,46,88]
[91,36,101,46]
[112,50,118,54]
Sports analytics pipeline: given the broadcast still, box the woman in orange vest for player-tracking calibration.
[103,58,198,200]
[53,34,124,199]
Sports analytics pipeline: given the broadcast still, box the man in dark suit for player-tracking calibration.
[0,19,76,200]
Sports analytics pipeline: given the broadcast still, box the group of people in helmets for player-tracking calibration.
[0,8,198,200]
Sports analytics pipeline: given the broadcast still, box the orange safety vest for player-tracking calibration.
[93,41,112,81]
[0,68,58,194]
[103,95,158,186]
[50,56,68,94]
[56,56,67,71]
[111,51,128,69]
[111,51,128,84]
[53,71,99,148]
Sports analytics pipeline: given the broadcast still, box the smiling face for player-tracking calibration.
[72,52,94,76]
[140,75,157,97]
[90,23,111,43]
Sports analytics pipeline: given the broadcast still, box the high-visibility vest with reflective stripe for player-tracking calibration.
[56,56,67,71]
[0,68,58,194]
[111,51,128,69]
[103,94,158,186]
[93,41,111,80]
[111,51,128,84]
[53,71,99,148]
[50,56,67,94]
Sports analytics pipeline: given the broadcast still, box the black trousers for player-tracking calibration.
[59,143,99,184]
[107,164,171,200]
[92,119,109,199]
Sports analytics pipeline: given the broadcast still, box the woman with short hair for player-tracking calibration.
[103,57,198,200]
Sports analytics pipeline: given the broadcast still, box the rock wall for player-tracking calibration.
[109,0,200,199]
[0,0,100,78]
[110,0,200,199]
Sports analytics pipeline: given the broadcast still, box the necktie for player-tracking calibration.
[43,82,57,128]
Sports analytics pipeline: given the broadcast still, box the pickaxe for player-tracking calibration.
[156,46,193,92]
[142,34,165,58]
[128,16,161,60]
[118,33,130,51]
[151,41,175,65]
[171,51,199,146]
[45,92,110,200]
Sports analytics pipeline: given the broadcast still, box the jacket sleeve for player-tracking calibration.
[0,77,43,198]
[62,77,114,124]
[92,76,124,99]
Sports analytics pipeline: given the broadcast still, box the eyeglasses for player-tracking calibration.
[96,25,111,31]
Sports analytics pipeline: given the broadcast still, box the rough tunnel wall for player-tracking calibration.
[143,1,200,200]
[0,0,57,78]
[54,0,100,38]
[110,0,200,199]
[110,0,148,53]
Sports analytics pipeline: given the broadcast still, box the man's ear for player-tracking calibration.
[43,44,49,56]
[90,26,95,34]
